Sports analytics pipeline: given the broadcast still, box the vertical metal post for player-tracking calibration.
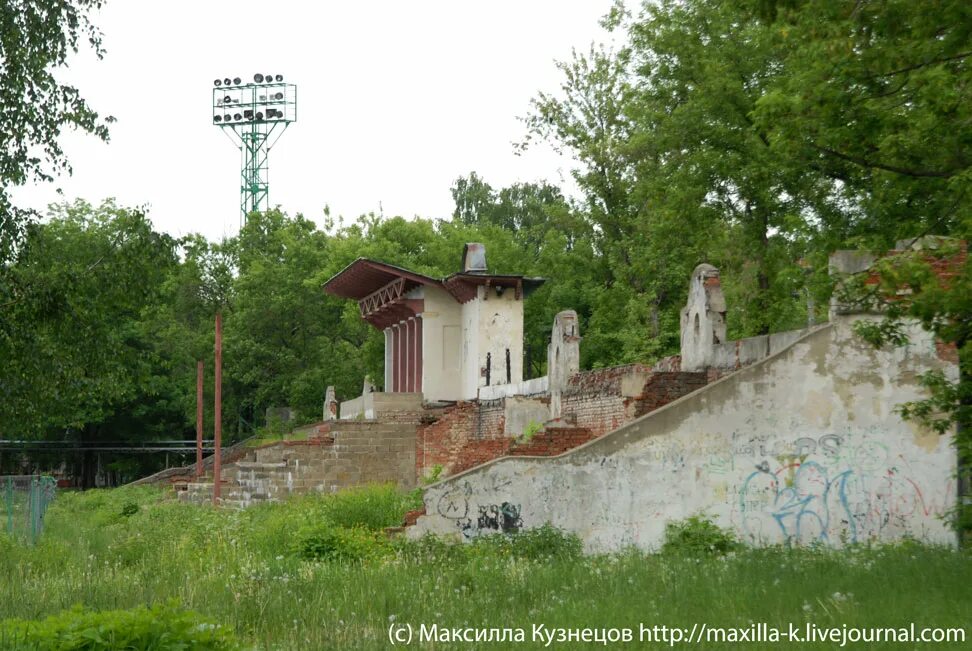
[506,348,511,384]
[196,360,204,478]
[486,352,491,386]
[213,313,223,504]
[5,477,12,537]
[30,476,38,544]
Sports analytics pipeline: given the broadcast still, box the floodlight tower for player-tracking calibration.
[212,73,297,227]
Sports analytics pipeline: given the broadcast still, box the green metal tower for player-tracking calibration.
[212,74,297,227]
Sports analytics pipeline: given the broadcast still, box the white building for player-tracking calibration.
[323,244,544,402]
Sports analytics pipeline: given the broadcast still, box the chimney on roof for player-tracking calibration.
[461,243,488,273]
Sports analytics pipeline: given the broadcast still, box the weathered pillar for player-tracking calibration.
[547,310,581,419]
[391,325,400,392]
[323,385,337,420]
[679,264,727,372]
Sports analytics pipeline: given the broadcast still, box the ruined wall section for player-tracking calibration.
[415,366,706,478]
[412,317,958,551]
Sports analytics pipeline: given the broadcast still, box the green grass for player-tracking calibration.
[1,485,970,649]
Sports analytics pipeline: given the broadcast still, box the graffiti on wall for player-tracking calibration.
[731,433,951,545]
[434,479,522,539]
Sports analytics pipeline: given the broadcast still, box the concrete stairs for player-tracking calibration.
[176,420,416,508]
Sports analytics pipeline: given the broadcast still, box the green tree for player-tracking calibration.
[0,0,113,264]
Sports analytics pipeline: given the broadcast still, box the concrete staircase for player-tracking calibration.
[178,420,417,508]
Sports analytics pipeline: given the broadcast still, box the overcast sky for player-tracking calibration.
[12,1,614,241]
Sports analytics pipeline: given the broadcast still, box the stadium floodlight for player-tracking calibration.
[211,72,298,227]
[214,79,222,87]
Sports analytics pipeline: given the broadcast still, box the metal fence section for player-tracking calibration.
[1,475,57,544]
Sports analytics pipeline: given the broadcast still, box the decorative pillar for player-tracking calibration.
[415,315,423,394]
[397,322,406,393]
[405,318,414,392]
[383,328,393,391]
[392,325,400,392]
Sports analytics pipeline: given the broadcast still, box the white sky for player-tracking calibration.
[12,0,614,242]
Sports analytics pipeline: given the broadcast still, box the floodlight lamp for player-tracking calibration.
[223,78,231,86]
[233,113,242,121]
[273,92,283,100]
[275,74,283,82]
[214,115,222,123]
[233,77,241,85]
[224,114,231,122]
[243,109,253,119]
[256,111,264,120]
[254,73,264,83]
[214,79,222,87]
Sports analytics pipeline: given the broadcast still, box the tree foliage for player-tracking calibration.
[0,0,113,263]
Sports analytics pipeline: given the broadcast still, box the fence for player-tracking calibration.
[1,475,57,544]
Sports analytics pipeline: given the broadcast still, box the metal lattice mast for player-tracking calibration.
[212,74,297,227]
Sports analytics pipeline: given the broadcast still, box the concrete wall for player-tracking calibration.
[478,376,549,401]
[412,316,958,551]
[460,286,525,399]
[419,285,463,401]
[339,392,423,421]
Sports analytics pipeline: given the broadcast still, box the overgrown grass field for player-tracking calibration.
[1,485,970,649]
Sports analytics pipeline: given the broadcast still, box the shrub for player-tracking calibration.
[317,484,417,531]
[517,420,543,444]
[0,602,240,650]
[477,523,583,561]
[294,525,391,563]
[661,514,742,556]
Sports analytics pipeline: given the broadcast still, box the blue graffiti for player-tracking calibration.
[739,461,855,544]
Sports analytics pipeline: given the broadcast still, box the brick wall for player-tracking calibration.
[508,427,596,456]
[558,367,706,438]
[416,366,708,480]
[415,401,507,479]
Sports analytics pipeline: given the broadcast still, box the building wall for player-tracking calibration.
[458,286,526,400]
[460,293,481,400]
[412,317,959,551]
[418,285,463,401]
[477,287,525,389]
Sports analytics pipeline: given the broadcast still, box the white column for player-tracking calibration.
[383,328,393,392]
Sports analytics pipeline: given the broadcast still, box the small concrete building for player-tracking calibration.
[323,244,544,402]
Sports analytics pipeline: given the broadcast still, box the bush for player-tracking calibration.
[294,525,391,563]
[471,524,584,561]
[0,602,240,650]
[661,514,742,556]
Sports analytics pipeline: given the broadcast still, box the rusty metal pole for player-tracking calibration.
[213,312,223,504]
[196,360,204,477]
